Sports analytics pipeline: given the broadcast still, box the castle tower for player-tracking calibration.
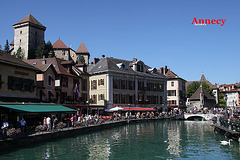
[76,42,90,65]
[12,14,46,59]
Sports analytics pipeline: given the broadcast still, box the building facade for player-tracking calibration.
[219,83,240,107]
[0,50,38,101]
[187,85,215,110]
[88,57,168,111]
[186,73,219,107]
[24,57,89,105]
[158,66,186,110]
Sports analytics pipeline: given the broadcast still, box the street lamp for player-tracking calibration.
[86,100,89,116]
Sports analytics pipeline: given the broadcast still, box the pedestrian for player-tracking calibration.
[71,116,74,127]
[53,117,58,129]
[46,116,51,131]
[19,117,26,133]
[1,120,9,137]
[43,117,47,128]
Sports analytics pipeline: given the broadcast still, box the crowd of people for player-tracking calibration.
[0,110,185,139]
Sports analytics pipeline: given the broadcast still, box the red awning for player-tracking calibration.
[123,107,156,111]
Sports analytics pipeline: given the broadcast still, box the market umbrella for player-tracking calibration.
[109,106,123,112]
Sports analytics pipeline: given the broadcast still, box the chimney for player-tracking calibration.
[94,58,100,64]
[160,67,164,74]
[133,57,137,62]
[164,65,167,75]
[42,55,46,64]
[102,55,105,58]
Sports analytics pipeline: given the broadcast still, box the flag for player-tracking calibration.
[73,83,81,102]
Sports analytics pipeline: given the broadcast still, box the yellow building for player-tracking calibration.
[0,50,38,100]
[88,56,168,111]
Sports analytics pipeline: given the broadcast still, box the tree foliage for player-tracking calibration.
[3,40,10,53]
[35,41,54,58]
[13,47,25,59]
[219,92,226,107]
[186,81,213,98]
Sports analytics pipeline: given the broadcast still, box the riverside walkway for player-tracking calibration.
[0,115,176,150]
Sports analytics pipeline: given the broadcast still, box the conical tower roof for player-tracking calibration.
[200,73,206,81]
[13,14,46,30]
[53,38,68,49]
[76,42,89,54]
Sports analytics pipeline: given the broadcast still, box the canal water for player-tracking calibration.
[0,120,240,160]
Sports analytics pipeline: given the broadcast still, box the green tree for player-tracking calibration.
[35,42,47,58]
[186,81,213,98]
[35,41,55,58]
[219,93,226,107]
[3,40,10,53]
[45,41,55,58]
[13,47,25,59]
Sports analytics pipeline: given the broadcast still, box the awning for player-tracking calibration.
[0,104,76,113]
[123,107,156,111]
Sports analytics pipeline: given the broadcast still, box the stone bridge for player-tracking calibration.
[184,113,216,121]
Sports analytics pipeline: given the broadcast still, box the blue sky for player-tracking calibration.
[1,0,240,84]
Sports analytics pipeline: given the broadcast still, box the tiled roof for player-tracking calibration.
[88,57,167,79]
[0,50,38,71]
[13,14,46,29]
[10,40,14,46]
[189,86,215,100]
[76,42,89,53]
[52,39,68,49]
[165,69,178,78]
[200,74,206,81]
[24,57,74,77]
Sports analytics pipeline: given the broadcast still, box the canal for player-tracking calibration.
[0,120,239,159]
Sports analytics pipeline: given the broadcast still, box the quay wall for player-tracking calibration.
[0,118,165,150]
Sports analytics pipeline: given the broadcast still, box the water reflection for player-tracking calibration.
[0,121,240,160]
[166,121,181,157]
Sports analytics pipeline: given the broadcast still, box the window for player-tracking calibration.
[121,80,126,89]
[20,39,21,43]
[48,74,52,86]
[168,90,176,96]
[61,77,68,87]
[48,91,52,102]
[121,94,126,104]
[92,95,97,104]
[7,76,34,92]
[137,63,143,72]
[20,31,22,34]
[113,79,120,89]
[98,94,104,101]
[82,78,87,91]
[113,94,119,104]
[91,80,97,89]
[168,100,176,105]
[171,81,174,87]
[98,79,104,86]
[117,63,128,70]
